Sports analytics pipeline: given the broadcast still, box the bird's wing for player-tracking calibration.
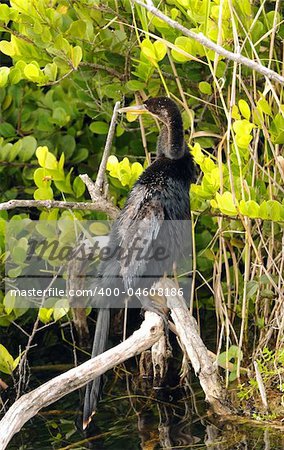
[117,192,165,290]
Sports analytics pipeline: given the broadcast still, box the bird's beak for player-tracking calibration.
[118,104,148,115]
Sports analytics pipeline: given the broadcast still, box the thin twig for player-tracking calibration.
[132,0,284,85]
[0,24,33,43]
[93,101,121,196]
[80,62,124,80]
[0,199,119,219]
[44,69,74,86]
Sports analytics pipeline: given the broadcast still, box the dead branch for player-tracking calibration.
[93,101,121,196]
[132,0,284,85]
[0,312,163,450]
[0,198,119,219]
[160,279,233,415]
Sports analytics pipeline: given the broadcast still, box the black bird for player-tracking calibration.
[83,97,195,429]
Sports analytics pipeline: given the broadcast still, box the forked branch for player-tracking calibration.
[0,313,163,450]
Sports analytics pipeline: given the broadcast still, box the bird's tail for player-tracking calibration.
[83,308,110,429]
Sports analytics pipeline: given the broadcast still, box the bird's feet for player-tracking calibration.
[136,294,172,354]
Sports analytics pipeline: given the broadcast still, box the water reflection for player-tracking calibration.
[5,359,284,450]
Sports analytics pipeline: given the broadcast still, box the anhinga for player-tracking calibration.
[83,97,195,429]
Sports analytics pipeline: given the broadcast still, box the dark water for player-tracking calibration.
[2,314,284,450]
[5,375,284,450]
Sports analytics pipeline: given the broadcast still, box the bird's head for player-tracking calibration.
[118,97,181,126]
[119,96,186,159]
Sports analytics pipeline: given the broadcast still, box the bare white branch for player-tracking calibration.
[94,101,121,196]
[0,198,119,219]
[159,279,233,415]
[253,361,268,411]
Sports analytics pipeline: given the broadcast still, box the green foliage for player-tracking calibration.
[38,298,69,324]
[237,348,284,415]
[107,155,144,188]
[0,344,20,375]
[218,345,243,381]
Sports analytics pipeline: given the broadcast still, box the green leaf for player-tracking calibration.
[3,291,16,315]
[0,4,11,24]
[53,299,69,321]
[257,97,272,116]
[116,124,124,137]
[0,67,10,87]
[267,200,281,221]
[38,308,53,324]
[67,20,87,39]
[246,280,259,300]
[190,143,204,165]
[239,200,260,218]
[51,107,70,127]
[266,11,281,31]
[8,267,22,278]
[34,187,54,200]
[72,147,88,163]
[89,121,109,134]
[0,122,16,138]
[153,41,166,61]
[44,62,58,82]
[7,141,21,161]
[34,168,51,188]
[0,344,14,374]
[24,63,40,81]
[233,119,255,135]
[130,162,144,185]
[107,155,119,177]
[71,46,82,69]
[235,133,252,149]
[58,152,65,170]
[172,36,192,62]
[211,192,238,216]
[218,345,243,372]
[11,237,28,264]
[12,354,21,371]
[126,80,146,91]
[54,169,73,194]
[73,176,85,198]
[141,38,156,62]
[231,105,241,120]
[238,0,251,16]
[59,135,76,159]
[35,146,48,166]
[269,113,284,144]
[9,67,22,84]
[238,99,251,120]
[19,136,37,162]
[54,36,70,54]
[0,40,15,57]
[89,222,109,235]
[199,81,212,95]
[177,0,190,6]
[36,146,58,169]
[259,201,269,220]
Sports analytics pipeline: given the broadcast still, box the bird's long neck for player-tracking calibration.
[156,111,185,160]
